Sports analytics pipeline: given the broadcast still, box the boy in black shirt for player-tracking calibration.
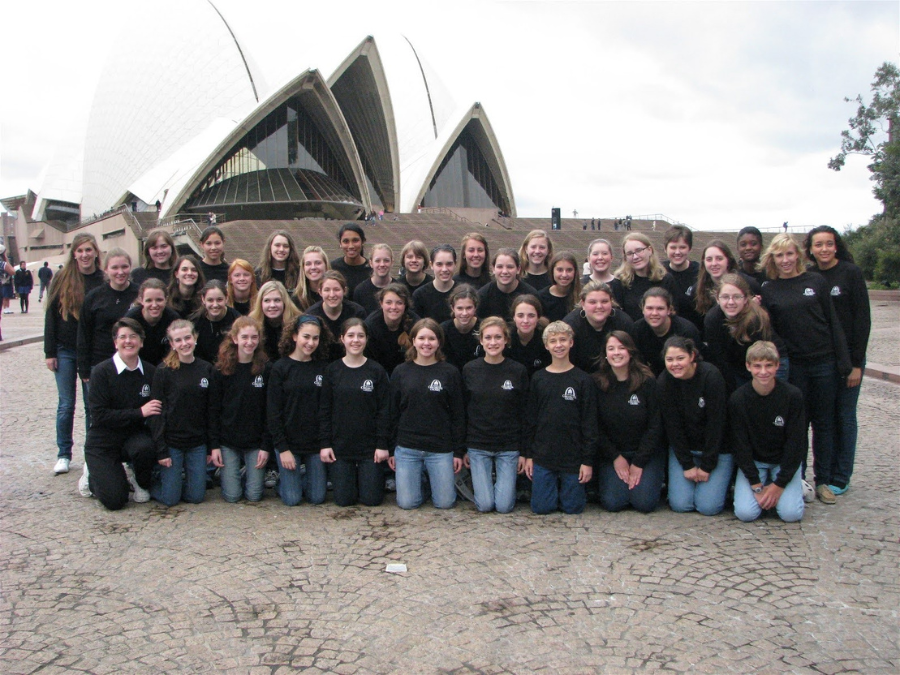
[731,341,806,522]
[524,321,598,514]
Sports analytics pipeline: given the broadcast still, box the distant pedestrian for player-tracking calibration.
[38,262,53,301]
[14,261,34,313]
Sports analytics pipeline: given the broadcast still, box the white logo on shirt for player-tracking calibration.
[774,416,785,427]
[501,380,514,390]
[628,394,640,406]
[533,359,542,368]
[361,379,374,392]
[252,375,264,388]
[685,285,694,296]
[698,396,705,408]
[428,379,443,392]
[314,375,323,387]
[140,384,150,398]
[200,378,209,389]
[831,286,841,297]
[563,387,576,401]
[803,288,816,297]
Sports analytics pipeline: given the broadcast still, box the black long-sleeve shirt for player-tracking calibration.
[43,269,105,358]
[307,300,368,361]
[729,380,807,488]
[452,270,490,290]
[199,260,229,284]
[663,260,703,331]
[476,281,537,321]
[613,273,679,322]
[125,306,179,366]
[193,308,240,363]
[563,308,634,374]
[522,271,551,291]
[394,273,432,296]
[596,377,662,468]
[319,358,391,461]
[84,357,155,449]
[149,358,216,457]
[352,278,390,316]
[390,361,466,456]
[536,287,573,322]
[364,310,420,375]
[77,283,139,379]
[463,358,529,454]
[817,261,870,369]
[760,272,851,374]
[524,367,599,473]
[505,329,551,377]
[631,316,701,376]
[131,267,171,285]
[412,282,455,324]
[267,357,327,454]
[330,257,372,297]
[440,319,481,371]
[209,361,272,452]
[658,361,727,473]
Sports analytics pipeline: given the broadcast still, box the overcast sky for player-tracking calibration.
[1,0,897,230]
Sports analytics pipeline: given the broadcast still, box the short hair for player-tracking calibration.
[746,340,780,364]
[737,226,763,245]
[664,225,693,249]
[542,320,573,345]
[641,286,673,310]
[477,316,510,343]
[399,240,429,268]
[112,317,145,340]
[448,283,479,309]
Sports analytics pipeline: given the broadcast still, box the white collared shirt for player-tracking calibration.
[113,352,145,375]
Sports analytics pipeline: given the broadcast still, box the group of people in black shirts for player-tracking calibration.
[43,220,869,520]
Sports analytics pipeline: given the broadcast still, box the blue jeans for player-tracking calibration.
[54,346,91,459]
[668,449,734,516]
[275,451,326,506]
[329,458,385,507]
[832,362,863,488]
[151,445,208,507]
[734,463,804,522]
[598,451,666,513]
[467,448,519,513]
[220,447,266,503]
[789,358,840,486]
[394,446,456,510]
[530,462,586,514]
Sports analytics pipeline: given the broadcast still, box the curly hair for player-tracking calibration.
[278,314,332,360]
[216,316,268,376]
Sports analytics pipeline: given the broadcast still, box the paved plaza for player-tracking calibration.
[1,305,898,673]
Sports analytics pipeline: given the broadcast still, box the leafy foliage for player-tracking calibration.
[844,215,900,285]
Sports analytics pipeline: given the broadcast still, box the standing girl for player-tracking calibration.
[441,285,481,371]
[226,258,257,315]
[293,246,330,311]
[267,315,331,506]
[192,280,240,363]
[198,226,229,283]
[563,281,633,374]
[804,226,869,496]
[412,244,457,323]
[582,238,616,286]
[692,240,761,324]
[507,295,550,377]
[390,319,466,510]
[256,230,300,290]
[477,249,536,320]
[614,233,678,321]
[454,233,491,289]
[319,319,392,507]
[658,337,731,516]
[352,244,395,315]
[518,229,553,290]
[125,279,179,366]
[330,223,371,295]
[364,284,417,376]
[167,255,206,319]
[45,233,105,475]
[149,320,216,507]
[736,226,765,284]
[250,280,302,362]
[307,271,368,360]
[462,317,529,513]
[538,251,582,322]
[594,331,664,513]
[132,229,177,285]
[395,240,431,295]
[209,317,272,503]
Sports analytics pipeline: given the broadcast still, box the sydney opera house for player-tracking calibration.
[2,1,516,262]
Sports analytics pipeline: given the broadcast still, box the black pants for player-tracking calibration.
[85,431,155,511]
[329,458,385,507]
[18,292,29,313]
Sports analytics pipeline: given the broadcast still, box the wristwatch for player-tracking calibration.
[751,485,764,494]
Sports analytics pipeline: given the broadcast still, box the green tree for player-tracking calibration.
[829,61,900,217]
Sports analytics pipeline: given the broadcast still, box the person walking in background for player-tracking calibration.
[38,262,53,302]
[14,261,34,313]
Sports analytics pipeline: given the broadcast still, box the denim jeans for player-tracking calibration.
[734,463,804,522]
[151,445,208,507]
[530,462,586,514]
[394,446,456,510]
[832,361,863,488]
[220,447,266,503]
[598,451,666,513]
[667,449,734,516]
[789,358,840,486]
[467,448,519,513]
[275,451,326,506]
[54,346,91,459]
[329,458,385,507]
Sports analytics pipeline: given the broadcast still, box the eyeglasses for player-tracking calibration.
[624,246,649,259]
[718,294,746,302]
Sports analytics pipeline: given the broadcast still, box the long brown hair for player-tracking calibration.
[167,255,206,316]
[594,330,653,393]
[405,318,446,362]
[141,229,177,270]
[49,233,100,320]
[718,273,773,345]
[257,230,300,290]
[457,232,491,283]
[694,240,738,316]
[377,283,415,350]
[548,251,582,314]
[216,316,268,376]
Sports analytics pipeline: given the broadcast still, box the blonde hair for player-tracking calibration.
[517,229,553,277]
[614,233,668,287]
[162,319,197,369]
[293,246,331,310]
[250,280,301,328]
[746,340,780,364]
[541,320,574,345]
[760,233,804,280]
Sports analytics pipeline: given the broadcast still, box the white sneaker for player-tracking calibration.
[124,463,150,503]
[78,464,92,497]
[54,458,71,474]
[801,480,815,504]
